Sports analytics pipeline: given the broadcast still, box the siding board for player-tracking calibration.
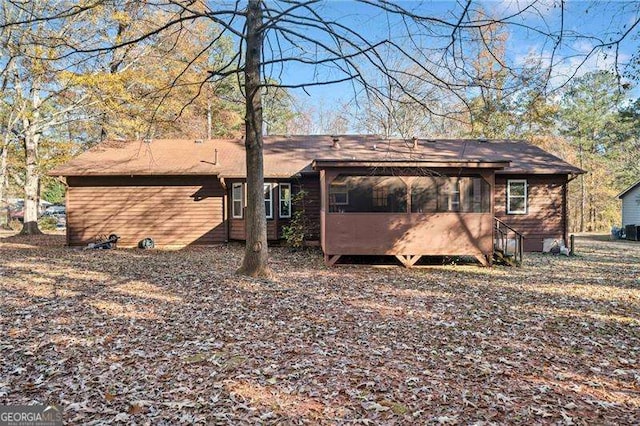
[227,175,321,241]
[293,175,321,241]
[66,176,225,247]
[495,175,567,251]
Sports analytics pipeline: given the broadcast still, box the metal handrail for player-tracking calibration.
[495,217,520,236]
[494,217,524,266]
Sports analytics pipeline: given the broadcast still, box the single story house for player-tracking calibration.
[618,179,640,240]
[49,136,584,266]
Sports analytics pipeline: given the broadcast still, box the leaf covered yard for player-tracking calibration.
[0,234,639,424]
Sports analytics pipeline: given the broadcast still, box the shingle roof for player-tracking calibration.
[49,135,585,177]
[617,179,640,199]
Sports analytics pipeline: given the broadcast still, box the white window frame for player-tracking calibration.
[507,179,527,214]
[232,183,244,219]
[279,183,292,218]
[264,183,273,219]
[448,178,461,212]
[330,182,349,205]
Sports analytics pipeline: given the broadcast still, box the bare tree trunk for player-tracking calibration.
[20,127,42,235]
[578,144,585,233]
[20,87,43,235]
[237,0,271,278]
[0,132,9,228]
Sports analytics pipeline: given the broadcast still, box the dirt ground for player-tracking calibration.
[0,233,638,424]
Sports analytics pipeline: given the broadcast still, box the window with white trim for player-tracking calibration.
[279,183,291,218]
[329,181,349,207]
[232,183,244,218]
[264,183,273,219]
[507,179,527,214]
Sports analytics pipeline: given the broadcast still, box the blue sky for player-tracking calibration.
[260,1,640,110]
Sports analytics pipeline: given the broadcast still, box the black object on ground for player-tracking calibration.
[89,234,119,249]
[138,238,155,249]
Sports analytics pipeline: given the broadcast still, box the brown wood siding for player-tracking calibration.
[229,217,246,240]
[66,176,225,247]
[293,175,321,241]
[227,175,321,241]
[324,212,493,256]
[495,174,568,251]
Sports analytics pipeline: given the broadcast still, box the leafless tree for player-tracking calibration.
[3,0,638,275]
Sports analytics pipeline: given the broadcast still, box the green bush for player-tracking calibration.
[282,210,305,249]
[42,179,66,204]
[38,216,59,231]
[282,190,308,250]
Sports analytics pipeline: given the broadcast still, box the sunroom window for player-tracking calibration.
[411,176,490,213]
[329,176,407,213]
[507,179,527,214]
[444,178,461,211]
[411,176,438,213]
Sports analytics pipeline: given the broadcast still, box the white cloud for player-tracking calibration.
[483,0,560,19]
[513,40,631,90]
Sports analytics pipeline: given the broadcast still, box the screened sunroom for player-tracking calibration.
[313,160,509,267]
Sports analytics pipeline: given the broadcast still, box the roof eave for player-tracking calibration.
[617,179,640,199]
[497,168,586,175]
[312,159,510,170]
[48,171,219,177]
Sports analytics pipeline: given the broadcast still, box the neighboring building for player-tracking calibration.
[618,179,640,228]
[49,136,584,265]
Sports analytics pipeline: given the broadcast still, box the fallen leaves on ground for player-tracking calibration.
[0,233,638,424]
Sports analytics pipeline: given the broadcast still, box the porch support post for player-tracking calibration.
[324,254,341,267]
[395,254,421,268]
[475,253,491,267]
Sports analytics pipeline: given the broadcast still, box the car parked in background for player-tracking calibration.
[43,205,66,229]
[4,200,66,227]
[43,205,66,217]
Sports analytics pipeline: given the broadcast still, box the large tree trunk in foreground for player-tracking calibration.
[20,126,42,235]
[237,0,271,278]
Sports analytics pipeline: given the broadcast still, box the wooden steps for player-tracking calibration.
[493,247,521,267]
[494,218,524,267]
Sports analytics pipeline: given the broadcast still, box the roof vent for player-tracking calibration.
[412,136,418,149]
[143,138,152,144]
[372,144,377,151]
[331,135,341,149]
[194,139,204,144]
